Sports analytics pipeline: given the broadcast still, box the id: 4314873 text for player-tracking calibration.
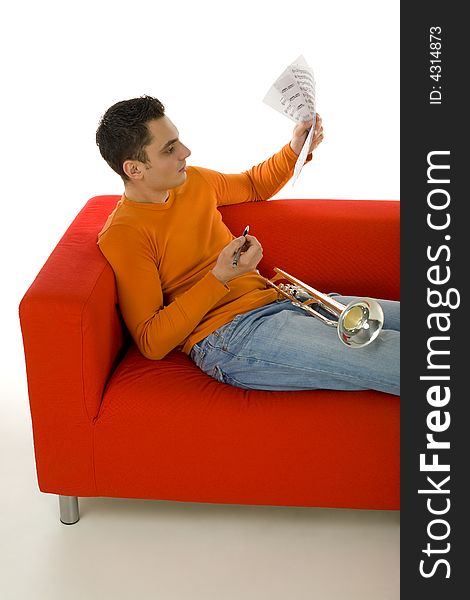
[429,26,442,105]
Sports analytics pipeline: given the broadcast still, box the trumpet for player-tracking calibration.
[265,268,384,348]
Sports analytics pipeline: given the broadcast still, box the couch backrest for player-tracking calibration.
[220,199,400,300]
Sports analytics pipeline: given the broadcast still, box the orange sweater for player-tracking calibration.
[97,142,309,359]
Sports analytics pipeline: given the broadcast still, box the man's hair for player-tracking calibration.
[96,95,165,181]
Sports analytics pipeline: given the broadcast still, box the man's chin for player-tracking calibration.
[168,173,186,192]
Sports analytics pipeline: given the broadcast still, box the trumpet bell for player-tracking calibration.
[339,299,384,347]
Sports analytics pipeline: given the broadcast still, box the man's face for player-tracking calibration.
[131,116,191,192]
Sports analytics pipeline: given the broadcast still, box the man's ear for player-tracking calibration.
[123,160,144,180]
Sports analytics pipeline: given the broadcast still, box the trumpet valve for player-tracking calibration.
[279,283,312,303]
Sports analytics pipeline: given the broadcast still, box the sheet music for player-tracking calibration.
[292,122,315,185]
[263,55,316,185]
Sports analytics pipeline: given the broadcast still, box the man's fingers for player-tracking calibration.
[231,236,247,250]
[235,236,262,258]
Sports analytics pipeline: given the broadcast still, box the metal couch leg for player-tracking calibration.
[59,495,80,524]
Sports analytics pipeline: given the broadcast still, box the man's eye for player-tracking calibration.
[167,146,175,153]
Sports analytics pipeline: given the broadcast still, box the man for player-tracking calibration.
[96,95,399,395]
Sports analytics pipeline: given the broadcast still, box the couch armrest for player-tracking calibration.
[19,197,125,493]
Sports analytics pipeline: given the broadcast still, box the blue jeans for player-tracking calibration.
[190,297,400,395]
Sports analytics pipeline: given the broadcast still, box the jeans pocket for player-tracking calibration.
[217,313,245,350]
[190,342,206,369]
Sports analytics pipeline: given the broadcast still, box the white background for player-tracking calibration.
[2,0,399,454]
[2,0,400,403]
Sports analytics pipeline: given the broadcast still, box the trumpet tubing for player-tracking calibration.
[265,267,384,348]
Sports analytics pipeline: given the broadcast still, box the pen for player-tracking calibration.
[232,225,250,267]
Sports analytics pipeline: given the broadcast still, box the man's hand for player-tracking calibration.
[289,113,324,156]
[211,235,263,285]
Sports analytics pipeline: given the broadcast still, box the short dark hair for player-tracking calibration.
[96,95,165,181]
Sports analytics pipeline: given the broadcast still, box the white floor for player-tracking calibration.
[1,329,399,600]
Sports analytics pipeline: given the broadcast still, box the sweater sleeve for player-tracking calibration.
[98,224,230,360]
[195,143,313,206]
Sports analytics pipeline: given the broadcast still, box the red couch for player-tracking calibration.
[19,197,400,524]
